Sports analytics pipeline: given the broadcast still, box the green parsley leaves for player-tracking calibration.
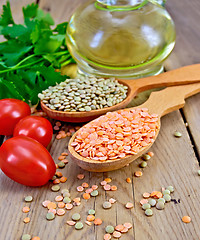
[0,2,74,105]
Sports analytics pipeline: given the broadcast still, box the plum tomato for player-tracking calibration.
[0,99,31,136]
[13,116,53,147]
[0,136,56,186]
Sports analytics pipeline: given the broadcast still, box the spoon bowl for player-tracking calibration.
[41,64,200,122]
[68,83,200,172]
[68,119,160,172]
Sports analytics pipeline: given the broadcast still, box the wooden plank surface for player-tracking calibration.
[165,0,200,157]
[0,0,200,240]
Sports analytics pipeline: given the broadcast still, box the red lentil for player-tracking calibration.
[125,202,134,209]
[22,206,30,213]
[48,208,56,214]
[67,221,76,226]
[140,199,148,205]
[126,178,131,183]
[115,225,124,232]
[94,218,102,225]
[32,237,40,240]
[57,209,65,216]
[87,215,95,222]
[134,171,143,177]
[58,202,65,208]
[53,179,60,184]
[55,196,63,202]
[61,152,68,156]
[103,184,111,191]
[60,177,67,183]
[104,234,111,240]
[58,155,65,160]
[42,200,51,208]
[47,202,57,210]
[23,217,30,223]
[82,182,89,188]
[55,171,63,178]
[104,178,112,183]
[143,192,150,198]
[85,220,92,226]
[123,222,132,229]
[148,151,154,157]
[111,185,117,191]
[77,174,85,180]
[182,216,191,223]
[83,193,90,200]
[113,231,122,238]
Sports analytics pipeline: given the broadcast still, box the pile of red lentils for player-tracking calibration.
[71,108,159,161]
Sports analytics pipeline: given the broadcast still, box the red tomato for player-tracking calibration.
[13,116,53,147]
[0,99,31,136]
[0,136,56,186]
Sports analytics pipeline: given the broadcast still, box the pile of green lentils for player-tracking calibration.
[38,75,128,112]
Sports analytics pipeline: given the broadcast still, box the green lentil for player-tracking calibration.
[156,202,165,210]
[88,209,95,215]
[145,209,153,216]
[21,234,31,240]
[24,196,33,202]
[142,154,151,161]
[103,201,112,209]
[157,198,165,204]
[174,131,182,138]
[163,194,171,202]
[72,213,81,221]
[46,212,55,220]
[91,190,99,197]
[142,203,151,210]
[58,161,65,168]
[162,189,170,195]
[63,197,71,203]
[148,199,156,207]
[63,191,71,198]
[61,189,69,194]
[75,222,83,230]
[38,75,128,112]
[140,161,147,168]
[105,225,115,234]
[51,184,60,192]
[85,106,92,111]
[51,175,57,181]
[166,186,174,193]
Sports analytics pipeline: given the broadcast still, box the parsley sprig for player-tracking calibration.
[0,2,75,105]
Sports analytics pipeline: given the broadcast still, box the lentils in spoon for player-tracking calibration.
[71,108,159,161]
[38,75,128,112]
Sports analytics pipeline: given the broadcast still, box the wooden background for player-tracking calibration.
[0,0,200,239]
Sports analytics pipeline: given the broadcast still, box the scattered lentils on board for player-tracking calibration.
[38,75,128,112]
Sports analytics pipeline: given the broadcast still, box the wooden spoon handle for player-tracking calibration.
[123,64,200,94]
[140,83,200,117]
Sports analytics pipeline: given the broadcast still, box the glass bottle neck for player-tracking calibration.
[96,0,148,11]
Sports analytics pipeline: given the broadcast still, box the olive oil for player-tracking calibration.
[66,0,175,78]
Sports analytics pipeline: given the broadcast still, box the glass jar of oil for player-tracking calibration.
[66,0,175,79]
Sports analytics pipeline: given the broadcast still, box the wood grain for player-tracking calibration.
[165,0,200,158]
[0,0,200,240]
[39,0,89,24]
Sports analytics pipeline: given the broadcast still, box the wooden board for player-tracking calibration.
[0,0,200,239]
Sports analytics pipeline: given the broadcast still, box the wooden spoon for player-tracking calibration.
[41,64,200,122]
[68,83,200,172]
